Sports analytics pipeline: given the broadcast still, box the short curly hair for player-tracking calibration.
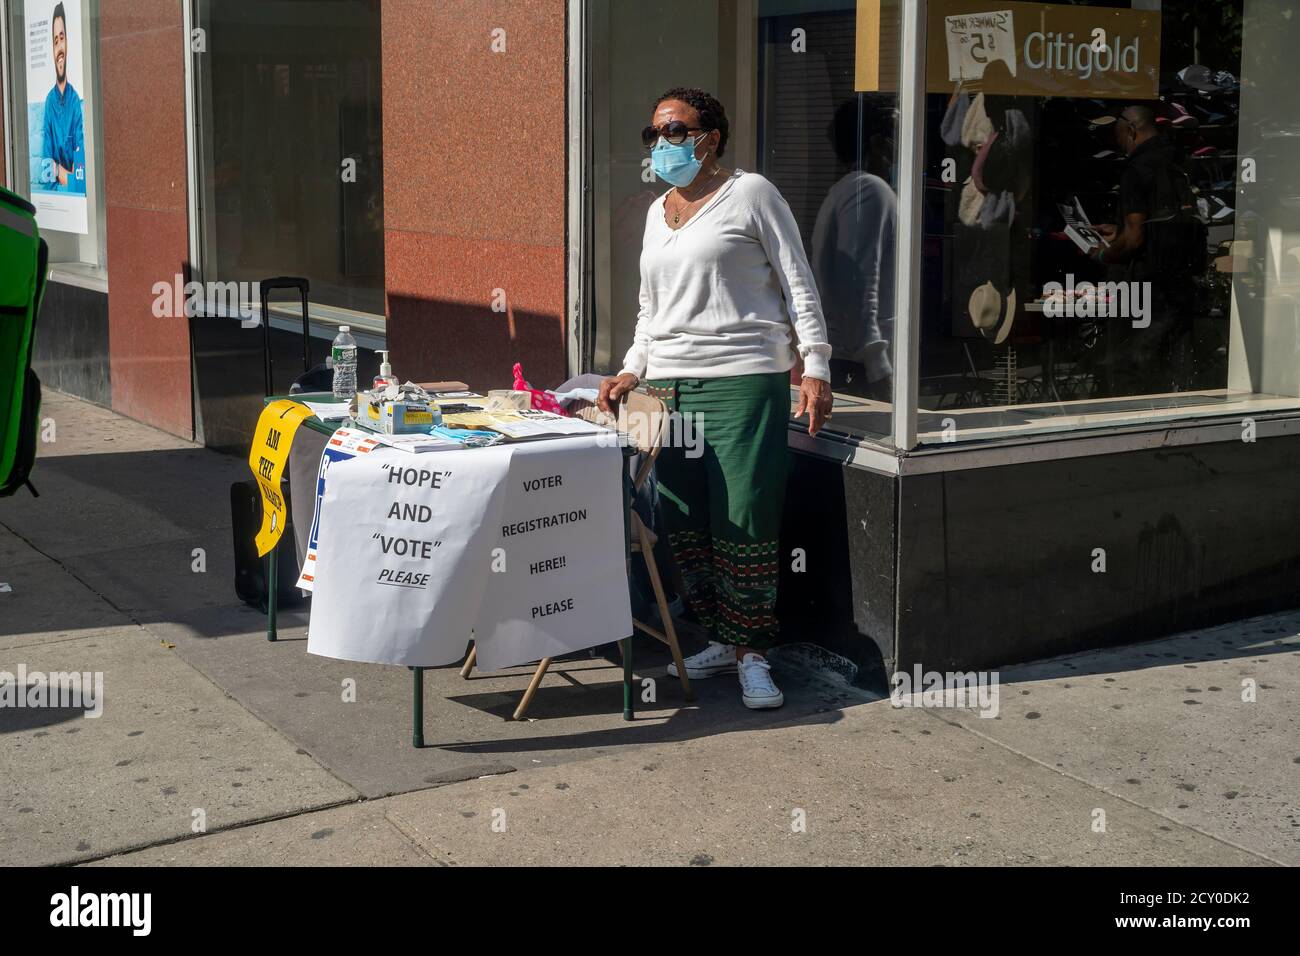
[653,87,730,158]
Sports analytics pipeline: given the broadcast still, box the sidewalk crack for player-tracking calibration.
[921,707,1285,866]
[0,518,143,627]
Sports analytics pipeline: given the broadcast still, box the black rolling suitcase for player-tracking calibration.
[231,277,313,610]
[231,479,303,608]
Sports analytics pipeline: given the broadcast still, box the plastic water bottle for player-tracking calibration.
[330,326,358,401]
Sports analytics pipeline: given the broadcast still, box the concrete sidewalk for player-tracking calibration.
[2,391,1296,866]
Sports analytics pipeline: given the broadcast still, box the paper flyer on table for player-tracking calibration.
[442,409,607,439]
[302,401,352,421]
[365,431,462,453]
[296,427,383,591]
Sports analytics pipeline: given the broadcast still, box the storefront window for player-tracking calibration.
[190,0,384,319]
[917,0,1300,443]
[4,0,107,282]
[585,0,902,442]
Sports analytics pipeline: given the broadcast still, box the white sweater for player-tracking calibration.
[618,170,832,383]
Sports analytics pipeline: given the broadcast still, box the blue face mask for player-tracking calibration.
[651,134,707,187]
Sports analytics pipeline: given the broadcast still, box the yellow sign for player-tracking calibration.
[854,0,900,93]
[248,400,314,556]
[928,1,1160,100]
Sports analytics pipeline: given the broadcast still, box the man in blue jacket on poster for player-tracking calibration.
[40,2,85,194]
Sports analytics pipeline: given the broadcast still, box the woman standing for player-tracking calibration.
[599,87,833,711]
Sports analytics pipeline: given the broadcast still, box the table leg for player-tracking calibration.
[459,644,477,679]
[266,546,278,642]
[620,449,635,721]
[411,666,425,748]
[621,637,633,721]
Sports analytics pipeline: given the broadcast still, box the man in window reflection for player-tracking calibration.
[1089,104,1203,395]
[40,2,85,193]
[811,100,896,402]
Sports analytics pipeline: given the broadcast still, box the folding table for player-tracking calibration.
[261,393,638,746]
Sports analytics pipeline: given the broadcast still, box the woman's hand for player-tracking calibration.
[598,373,640,414]
[796,376,833,435]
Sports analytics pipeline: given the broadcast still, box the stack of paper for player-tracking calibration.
[366,431,462,453]
[442,409,607,439]
[302,401,353,421]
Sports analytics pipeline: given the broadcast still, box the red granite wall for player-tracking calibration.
[100,0,192,437]
[381,0,569,392]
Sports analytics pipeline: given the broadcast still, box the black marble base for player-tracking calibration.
[779,433,1300,680]
[32,280,111,408]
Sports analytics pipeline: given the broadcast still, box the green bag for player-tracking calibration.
[0,185,47,497]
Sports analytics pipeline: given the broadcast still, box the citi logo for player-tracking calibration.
[49,886,151,936]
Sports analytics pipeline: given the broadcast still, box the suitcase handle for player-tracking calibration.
[259,276,311,397]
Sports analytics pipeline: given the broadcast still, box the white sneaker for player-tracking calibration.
[667,641,738,680]
[738,653,784,709]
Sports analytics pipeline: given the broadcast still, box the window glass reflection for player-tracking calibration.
[919,0,1300,442]
[192,0,384,315]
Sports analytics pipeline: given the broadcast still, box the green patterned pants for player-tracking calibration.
[644,372,789,650]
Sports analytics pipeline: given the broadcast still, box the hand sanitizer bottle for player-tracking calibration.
[372,351,396,390]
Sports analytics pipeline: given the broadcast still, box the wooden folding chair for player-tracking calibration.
[461,390,695,719]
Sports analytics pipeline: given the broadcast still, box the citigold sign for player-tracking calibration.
[927,1,1160,99]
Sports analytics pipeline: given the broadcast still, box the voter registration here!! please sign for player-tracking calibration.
[306,434,631,673]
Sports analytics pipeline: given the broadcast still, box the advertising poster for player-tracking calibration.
[25,0,89,234]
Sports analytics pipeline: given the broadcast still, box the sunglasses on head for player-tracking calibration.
[641,120,709,148]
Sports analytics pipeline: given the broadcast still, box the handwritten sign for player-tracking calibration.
[945,9,1016,83]
[306,443,514,667]
[473,437,632,672]
[304,435,631,672]
[248,400,314,556]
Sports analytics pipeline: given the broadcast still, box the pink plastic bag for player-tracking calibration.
[512,363,569,415]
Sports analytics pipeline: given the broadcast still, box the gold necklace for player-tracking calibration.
[671,167,724,225]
